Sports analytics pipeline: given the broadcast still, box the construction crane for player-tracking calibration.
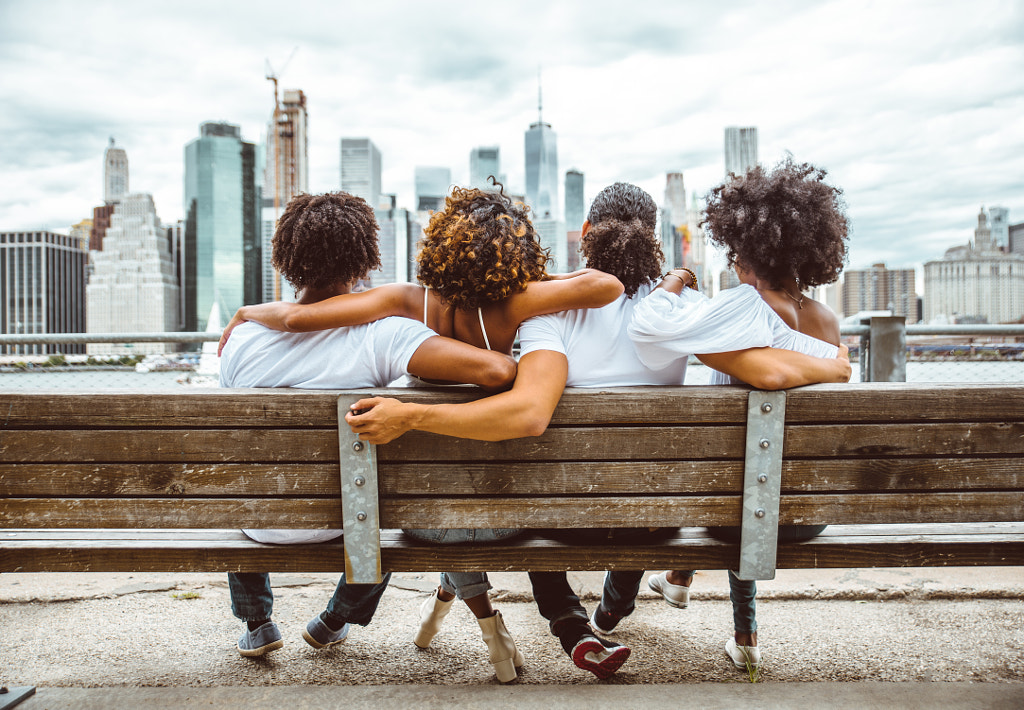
[265,48,298,301]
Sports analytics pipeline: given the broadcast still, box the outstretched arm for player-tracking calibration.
[218,283,420,355]
[345,349,569,443]
[697,344,851,390]
[507,269,623,323]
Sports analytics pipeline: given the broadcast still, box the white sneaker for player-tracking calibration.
[725,637,761,669]
[647,571,690,608]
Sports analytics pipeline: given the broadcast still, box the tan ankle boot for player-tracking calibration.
[477,610,525,683]
[414,590,454,649]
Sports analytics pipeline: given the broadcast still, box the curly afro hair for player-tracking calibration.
[581,182,663,296]
[271,192,381,292]
[704,157,848,289]
[416,183,550,310]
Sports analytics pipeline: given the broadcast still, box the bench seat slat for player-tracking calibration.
[4,458,1023,497]
[3,524,1023,574]
[4,422,1021,464]
[3,385,1022,427]
[4,492,1023,529]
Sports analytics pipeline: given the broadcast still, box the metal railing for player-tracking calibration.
[1,320,1023,389]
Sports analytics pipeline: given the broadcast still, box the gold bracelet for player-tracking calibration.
[663,268,698,291]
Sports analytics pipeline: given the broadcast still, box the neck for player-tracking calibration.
[297,282,353,304]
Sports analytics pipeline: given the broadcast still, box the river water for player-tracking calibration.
[0,360,1021,390]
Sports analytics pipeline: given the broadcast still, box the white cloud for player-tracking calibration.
[1,0,1022,279]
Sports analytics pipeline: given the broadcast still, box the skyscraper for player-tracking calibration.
[564,169,584,231]
[724,126,758,177]
[663,173,687,269]
[525,89,559,220]
[184,122,261,331]
[564,169,585,271]
[989,206,1010,250]
[104,137,128,205]
[340,138,382,209]
[0,231,87,355]
[86,193,180,354]
[470,146,501,190]
[263,89,309,301]
[371,194,413,287]
[414,166,451,212]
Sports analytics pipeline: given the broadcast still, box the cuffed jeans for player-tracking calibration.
[403,527,521,601]
[528,571,590,633]
[228,572,391,629]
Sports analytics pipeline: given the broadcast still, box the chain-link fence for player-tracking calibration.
[2,321,1023,390]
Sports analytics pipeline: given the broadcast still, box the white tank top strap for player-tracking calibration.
[478,307,492,351]
[422,287,429,324]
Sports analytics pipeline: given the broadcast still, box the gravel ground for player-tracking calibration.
[2,572,1022,687]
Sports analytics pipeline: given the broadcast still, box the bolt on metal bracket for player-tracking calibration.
[337,394,382,584]
[737,390,786,581]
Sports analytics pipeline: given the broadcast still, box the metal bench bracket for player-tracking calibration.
[737,391,786,581]
[337,395,382,584]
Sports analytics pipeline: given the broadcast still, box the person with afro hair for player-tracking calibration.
[613,157,849,674]
[219,191,527,674]
[344,181,851,679]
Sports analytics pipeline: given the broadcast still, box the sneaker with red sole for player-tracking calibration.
[571,636,631,679]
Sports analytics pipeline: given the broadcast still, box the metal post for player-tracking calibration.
[737,391,786,581]
[868,316,907,382]
[337,395,382,584]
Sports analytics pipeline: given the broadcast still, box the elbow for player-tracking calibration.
[518,407,553,438]
[477,354,517,392]
[279,312,304,332]
[749,369,792,391]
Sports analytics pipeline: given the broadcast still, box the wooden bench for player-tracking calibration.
[2,384,1024,584]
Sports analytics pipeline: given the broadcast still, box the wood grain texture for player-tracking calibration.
[4,525,1023,573]
[3,384,1021,428]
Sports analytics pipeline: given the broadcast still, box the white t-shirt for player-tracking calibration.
[518,281,688,387]
[627,284,839,384]
[220,317,435,543]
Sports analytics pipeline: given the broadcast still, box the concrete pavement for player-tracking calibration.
[2,567,1022,708]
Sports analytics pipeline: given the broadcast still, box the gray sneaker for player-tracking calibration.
[237,621,283,657]
[302,613,350,649]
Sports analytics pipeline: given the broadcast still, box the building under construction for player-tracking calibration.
[262,88,308,301]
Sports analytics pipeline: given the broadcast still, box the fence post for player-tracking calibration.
[864,316,906,382]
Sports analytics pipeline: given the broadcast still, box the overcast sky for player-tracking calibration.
[1,0,1022,277]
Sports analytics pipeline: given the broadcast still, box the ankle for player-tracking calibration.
[735,631,757,647]
[436,587,456,603]
[553,619,592,656]
[247,618,271,632]
[320,611,346,633]
[666,571,694,587]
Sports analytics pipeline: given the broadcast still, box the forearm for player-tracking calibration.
[236,302,304,332]
[347,350,568,443]
[698,347,851,390]
[655,268,697,295]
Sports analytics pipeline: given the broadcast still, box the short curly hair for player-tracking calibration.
[581,183,663,296]
[416,184,550,310]
[704,157,848,289]
[271,192,381,292]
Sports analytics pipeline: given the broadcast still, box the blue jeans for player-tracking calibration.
[228,572,391,629]
[402,527,522,600]
[615,524,828,634]
[601,569,757,633]
[528,571,590,633]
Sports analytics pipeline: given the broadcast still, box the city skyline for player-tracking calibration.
[1,0,1023,277]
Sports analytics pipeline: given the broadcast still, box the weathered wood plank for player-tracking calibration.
[0,430,339,463]
[0,463,337,496]
[4,490,1022,529]
[5,457,1022,497]
[3,384,1022,429]
[784,422,1024,457]
[4,525,1023,573]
